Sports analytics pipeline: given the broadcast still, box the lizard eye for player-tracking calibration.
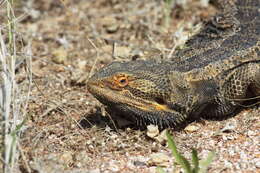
[117,76,128,87]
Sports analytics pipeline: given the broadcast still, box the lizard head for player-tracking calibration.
[87,60,187,129]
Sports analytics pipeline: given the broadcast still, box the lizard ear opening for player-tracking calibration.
[154,97,166,105]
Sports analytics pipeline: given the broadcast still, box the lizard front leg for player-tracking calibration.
[252,64,260,96]
[202,62,259,119]
[215,62,260,117]
[221,62,260,101]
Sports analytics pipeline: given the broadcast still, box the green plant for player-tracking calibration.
[163,0,175,29]
[157,131,215,173]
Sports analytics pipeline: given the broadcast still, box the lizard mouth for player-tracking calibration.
[87,79,186,129]
[87,80,174,113]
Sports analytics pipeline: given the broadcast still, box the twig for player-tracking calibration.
[86,37,100,82]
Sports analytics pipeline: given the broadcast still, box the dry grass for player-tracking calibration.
[0,0,32,172]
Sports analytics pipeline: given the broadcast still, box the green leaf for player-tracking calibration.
[11,116,27,136]
[156,167,167,173]
[199,151,215,173]
[166,131,191,173]
[191,149,199,173]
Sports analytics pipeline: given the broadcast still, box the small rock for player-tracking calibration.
[26,23,38,35]
[184,124,200,132]
[77,60,87,70]
[176,0,188,8]
[52,47,68,64]
[114,46,131,58]
[148,153,170,167]
[131,49,144,60]
[255,160,260,168]
[101,16,117,26]
[107,160,120,172]
[155,129,168,144]
[74,151,91,164]
[147,125,159,138]
[200,0,210,7]
[247,130,255,136]
[70,69,86,84]
[89,169,101,173]
[59,151,73,165]
[133,160,146,167]
[107,24,118,33]
[102,45,112,53]
[221,122,237,133]
[101,16,119,33]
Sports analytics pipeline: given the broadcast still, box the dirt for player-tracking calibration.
[1,0,259,172]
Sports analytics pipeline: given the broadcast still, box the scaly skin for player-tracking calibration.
[87,0,260,130]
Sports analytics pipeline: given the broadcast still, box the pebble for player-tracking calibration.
[155,129,168,144]
[114,46,131,58]
[52,47,68,64]
[148,153,170,167]
[147,125,159,138]
[184,124,200,132]
[221,121,237,133]
[59,151,73,165]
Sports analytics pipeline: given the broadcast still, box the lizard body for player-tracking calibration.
[87,0,260,130]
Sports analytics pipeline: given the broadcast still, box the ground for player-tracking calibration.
[1,0,259,172]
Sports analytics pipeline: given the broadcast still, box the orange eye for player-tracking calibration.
[117,76,128,87]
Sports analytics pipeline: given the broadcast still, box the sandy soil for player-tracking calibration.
[1,0,259,172]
